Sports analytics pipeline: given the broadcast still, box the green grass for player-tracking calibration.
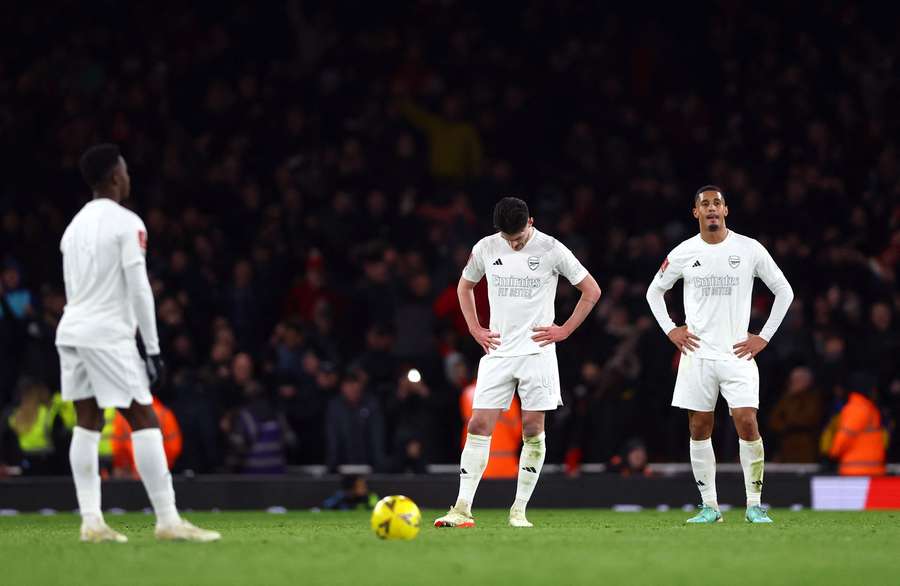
[2,509,898,586]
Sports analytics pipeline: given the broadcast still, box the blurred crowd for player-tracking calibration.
[1,1,898,475]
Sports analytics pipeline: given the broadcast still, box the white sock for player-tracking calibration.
[132,428,180,526]
[690,438,718,509]
[455,433,491,513]
[513,432,546,513]
[70,426,104,525]
[739,437,765,507]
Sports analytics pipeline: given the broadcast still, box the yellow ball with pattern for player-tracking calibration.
[370,495,421,540]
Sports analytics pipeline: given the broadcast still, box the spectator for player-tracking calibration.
[768,367,824,463]
[0,279,28,405]
[393,272,438,363]
[0,379,69,475]
[862,303,898,391]
[271,319,311,384]
[826,376,887,476]
[21,285,65,389]
[216,352,258,411]
[355,324,399,397]
[223,260,263,350]
[353,245,398,330]
[386,370,433,471]
[325,370,386,472]
[111,397,182,478]
[609,438,653,477]
[398,94,484,181]
[321,474,379,510]
[0,260,33,320]
[224,372,291,475]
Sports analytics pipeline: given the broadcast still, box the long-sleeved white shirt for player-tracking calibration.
[56,198,160,354]
[646,230,793,361]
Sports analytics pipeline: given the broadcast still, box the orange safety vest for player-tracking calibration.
[111,397,183,477]
[829,392,886,476]
[460,382,522,478]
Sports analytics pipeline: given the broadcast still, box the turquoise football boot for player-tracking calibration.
[745,505,773,523]
[685,505,723,524]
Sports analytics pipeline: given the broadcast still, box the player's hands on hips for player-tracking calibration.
[532,324,569,347]
[733,334,767,360]
[145,354,166,390]
[470,326,500,354]
[668,326,700,354]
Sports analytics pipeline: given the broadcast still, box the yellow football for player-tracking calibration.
[370,495,421,540]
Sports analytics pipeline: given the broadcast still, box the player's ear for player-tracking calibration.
[692,205,699,220]
[723,204,729,217]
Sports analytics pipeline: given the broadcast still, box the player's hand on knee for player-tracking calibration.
[733,334,767,360]
[470,326,500,354]
[145,354,167,390]
[531,324,569,347]
[667,326,700,354]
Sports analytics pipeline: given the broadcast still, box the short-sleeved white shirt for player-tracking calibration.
[55,198,148,349]
[653,230,789,361]
[462,228,588,357]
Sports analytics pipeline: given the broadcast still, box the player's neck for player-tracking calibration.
[92,191,121,203]
[699,226,729,245]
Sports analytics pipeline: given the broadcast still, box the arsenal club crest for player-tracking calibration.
[528,256,541,271]
[729,255,740,268]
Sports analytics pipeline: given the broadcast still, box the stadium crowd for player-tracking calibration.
[1,2,898,475]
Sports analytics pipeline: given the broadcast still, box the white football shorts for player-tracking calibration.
[473,352,562,411]
[57,344,152,409]
[672,353,759,412]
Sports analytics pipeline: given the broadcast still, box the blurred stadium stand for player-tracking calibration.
[0,1,898,482]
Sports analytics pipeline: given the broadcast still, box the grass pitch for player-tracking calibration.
[2,509,898,586]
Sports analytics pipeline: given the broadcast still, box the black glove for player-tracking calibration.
[145,354,166,391]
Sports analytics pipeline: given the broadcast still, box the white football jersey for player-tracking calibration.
[56,198,148,348]
[462,228,588,357]
[650,230,790,361]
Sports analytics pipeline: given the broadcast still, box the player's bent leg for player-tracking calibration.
[687,411,721,522]
[731,407,770,523]
[509,411,546,528]
[120,401,221,542]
